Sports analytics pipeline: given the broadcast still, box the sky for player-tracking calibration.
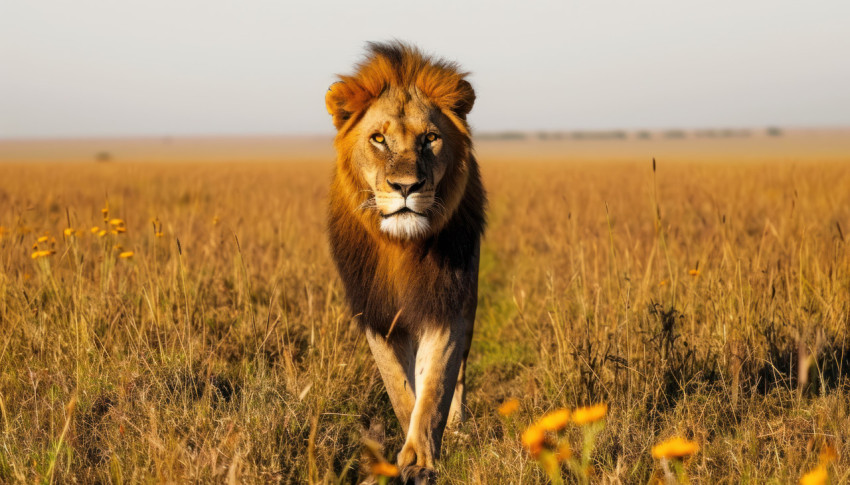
[1,1,849,139]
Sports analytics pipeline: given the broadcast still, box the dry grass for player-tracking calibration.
[0,156,848,483]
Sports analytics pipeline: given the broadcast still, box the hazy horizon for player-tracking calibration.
[2,1,849,139]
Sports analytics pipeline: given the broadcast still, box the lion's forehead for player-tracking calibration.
[366,93,434,135]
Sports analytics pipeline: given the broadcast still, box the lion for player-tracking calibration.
[325,41,486,482]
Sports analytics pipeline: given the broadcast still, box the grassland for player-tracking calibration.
[0,139,849,483]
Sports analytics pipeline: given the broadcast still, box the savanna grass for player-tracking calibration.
[0,158,848,483]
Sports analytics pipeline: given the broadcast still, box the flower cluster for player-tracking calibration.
[16,201,143,264]
[31,233,57,259]
[504,402,607,484]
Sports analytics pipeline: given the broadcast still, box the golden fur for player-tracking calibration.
[325,42,486,482]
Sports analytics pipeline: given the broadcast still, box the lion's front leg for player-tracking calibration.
[365,328,417,434]
[449,258,479,429]
[448,311,475,428]
[397,323,464,483]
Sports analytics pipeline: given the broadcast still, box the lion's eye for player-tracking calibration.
[425,132,439,143]
[371,133,385,144]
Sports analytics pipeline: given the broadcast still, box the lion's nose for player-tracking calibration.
[387,178,425,198]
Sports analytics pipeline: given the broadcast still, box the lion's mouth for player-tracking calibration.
[380,207,425,218]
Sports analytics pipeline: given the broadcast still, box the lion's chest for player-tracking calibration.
[342,239,471,332]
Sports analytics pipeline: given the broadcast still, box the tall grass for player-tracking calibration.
[0,159,847,483]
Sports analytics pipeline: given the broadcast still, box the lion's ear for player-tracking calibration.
[453,79,475,119]
[325,82,353,130]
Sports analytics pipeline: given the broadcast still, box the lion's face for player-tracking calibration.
[351,89,454,239]
[326,43,475,241]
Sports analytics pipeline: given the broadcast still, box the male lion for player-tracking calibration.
[325,42,485,482]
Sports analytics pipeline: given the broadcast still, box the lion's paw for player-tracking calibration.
[398,441,436,484]
[400,465,436,485]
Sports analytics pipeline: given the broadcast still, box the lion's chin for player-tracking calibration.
[379,212,430,240]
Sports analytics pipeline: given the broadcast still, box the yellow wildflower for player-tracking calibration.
[689,269,700,277]
[370,462,399,477]
[521,425,545,457]
[109,218,125,226]
[652,437,700,459]
[31,250,53,259]
[37,235,49,243]
[537,408,571,431]
[63,228,74,236]
[799,465,828,485]
[115,226,126,233]
[91,226,100,234]
[98,230,107,237]
[572,403,607,425]
[498,398,520,417]
[155,231,165,238]
[119,251,134,259]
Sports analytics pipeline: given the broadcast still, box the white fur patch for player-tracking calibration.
[380,212,430,239]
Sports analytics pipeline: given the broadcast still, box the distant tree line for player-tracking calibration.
[477,127,784,141]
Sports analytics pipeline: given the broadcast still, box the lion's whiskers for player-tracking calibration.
[357,196,377,212]
[426,197,448,219]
